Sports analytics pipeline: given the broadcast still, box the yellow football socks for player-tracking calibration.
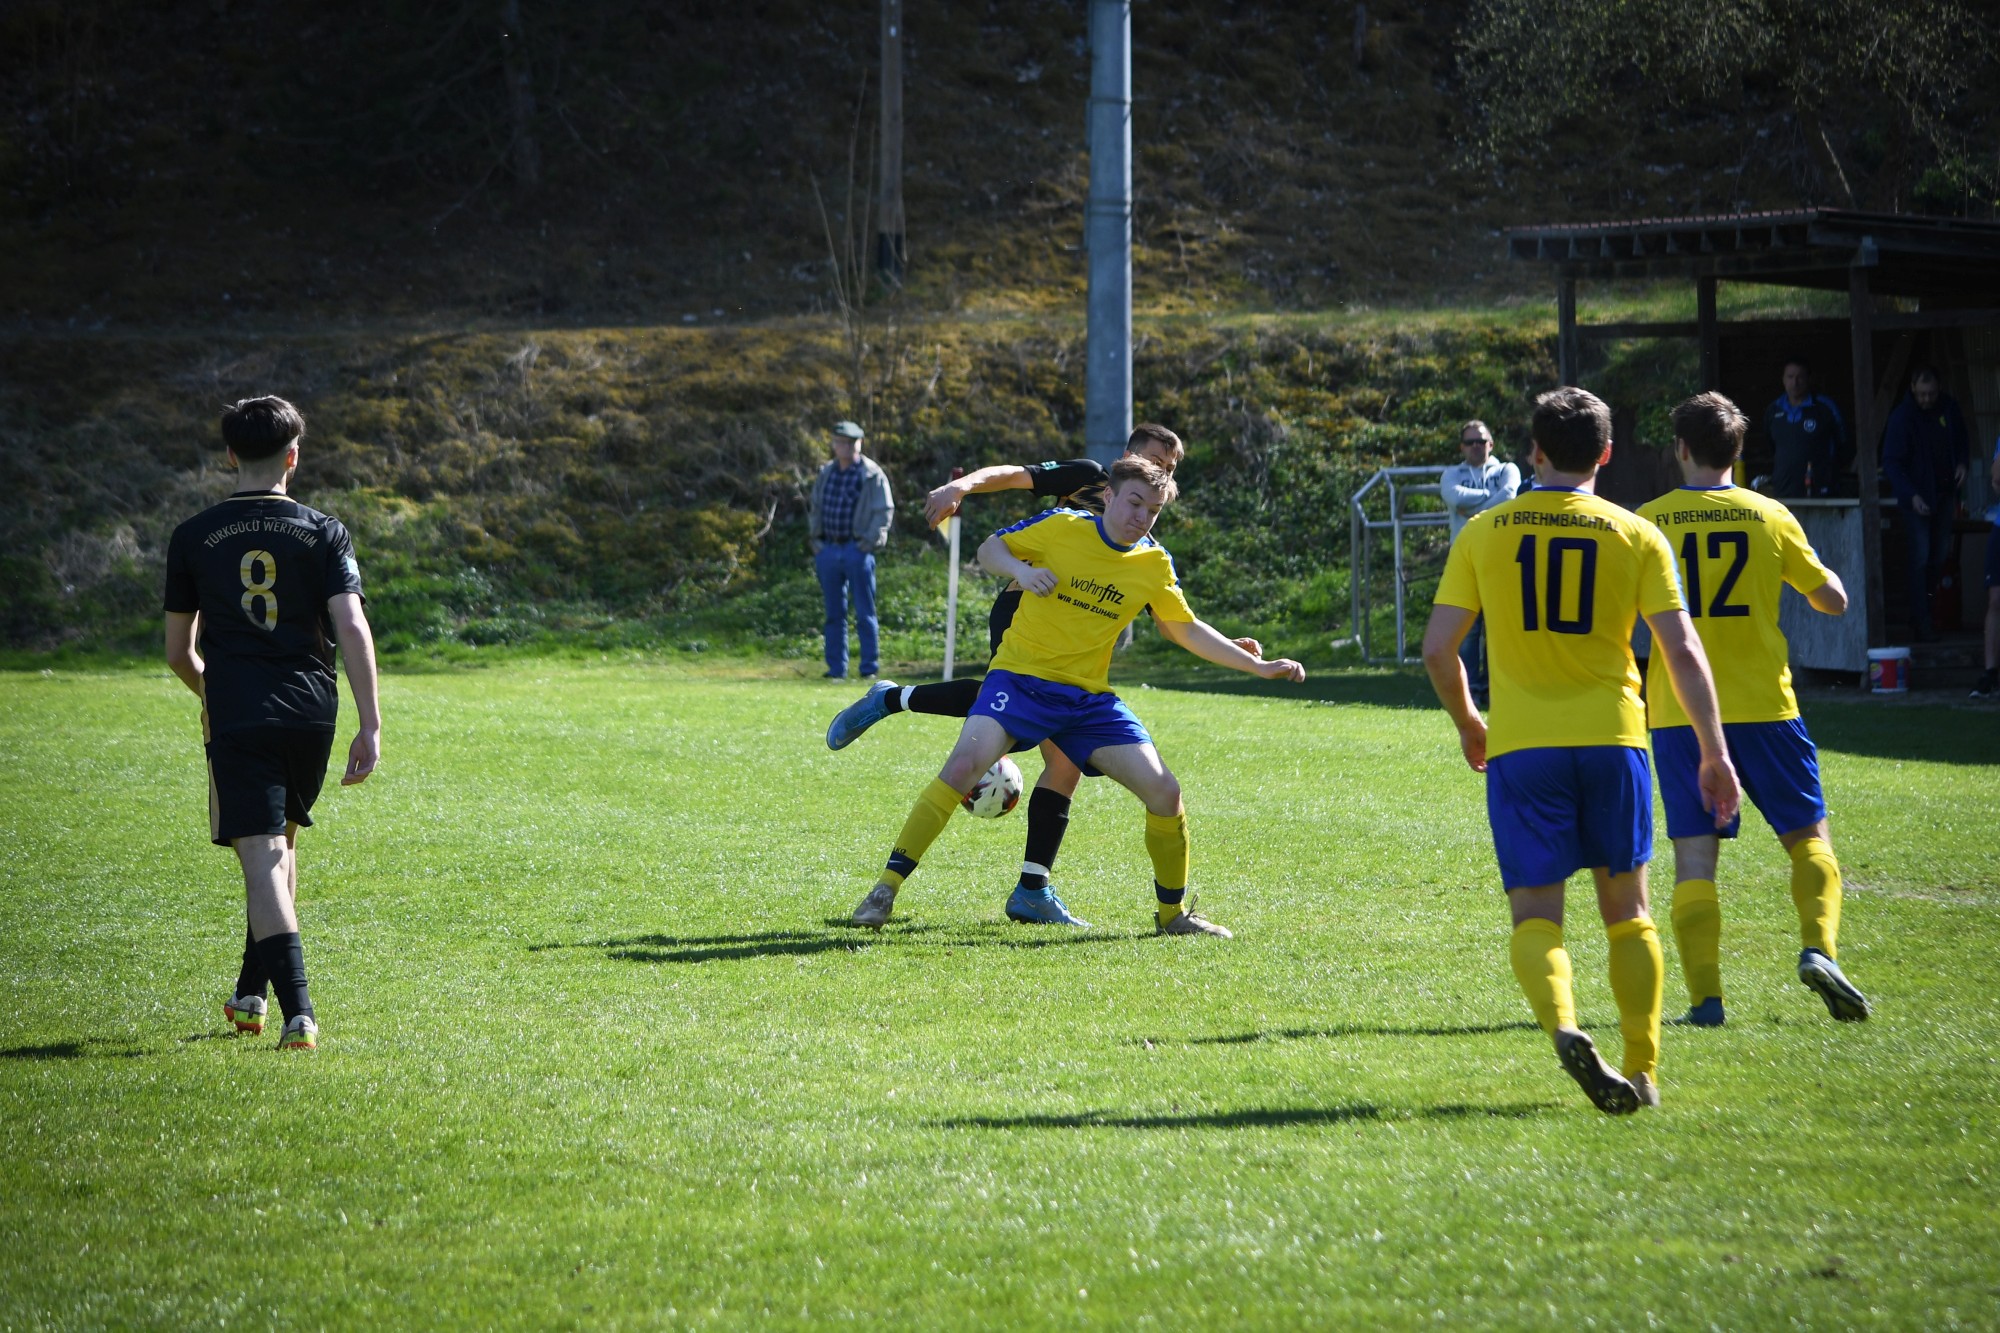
[1789,837,1842,957]
[1145,810,1190,925]
[1606,916,1663,1079]
[1670,878,1723,1005]
[1509,918,1576,1036]
[883,778,963,888]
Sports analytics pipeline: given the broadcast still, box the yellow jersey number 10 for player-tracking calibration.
[1516,534,1597,635]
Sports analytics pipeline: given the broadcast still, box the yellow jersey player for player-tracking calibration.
[1641,392,1870,1026]
[1422,387,1740,1115]
[850,456,1306,935]
[829,424,1255,928]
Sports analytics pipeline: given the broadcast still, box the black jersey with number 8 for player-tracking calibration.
[164,490,365,735]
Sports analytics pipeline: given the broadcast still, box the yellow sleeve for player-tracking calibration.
[1435,527,1481,611]
[1148,550,1195,623]
[997,510,1061,563]
[1777,510,1832,595]
[1635,522,1685,618]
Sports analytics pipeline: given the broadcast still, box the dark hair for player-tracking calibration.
[1671,392,1749,470]
[1529,387,1612,473]
[1909,364,1940,387]
[221,396,306,461]
[1782,355,1811,376]
[1127,422,1184,461]
[1108,454,1180,503]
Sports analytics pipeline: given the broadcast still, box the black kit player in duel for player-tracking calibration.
[163,396,382,1050]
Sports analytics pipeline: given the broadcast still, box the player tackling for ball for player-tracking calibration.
[164,396,381,1051]
[1422,387,1741,1114]
[851,455,1305,934]
[828,423,1261,929]
[1640,392,1871,1026]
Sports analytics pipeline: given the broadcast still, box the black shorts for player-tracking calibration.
[205,726,334,848]
[988,587,1024,656]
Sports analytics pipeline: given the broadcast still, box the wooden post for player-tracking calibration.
[1352,5,1367,69]
[876,0,906,278]
[1849,264,1886,649]
[1558,273,1578,385]
[1696,275,1718,389]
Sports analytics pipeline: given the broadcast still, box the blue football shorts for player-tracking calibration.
[1652,717,1826,840]
[1486,745,1653,890]
[970,668,1152,774]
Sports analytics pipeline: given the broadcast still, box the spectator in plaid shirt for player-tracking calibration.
[809,421,895,678]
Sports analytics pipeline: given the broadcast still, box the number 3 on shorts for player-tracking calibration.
[991,691,1009,712]
[240,549,279,630]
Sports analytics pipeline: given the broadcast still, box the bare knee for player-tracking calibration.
[938,753,988,793]
[1779,820,1831,853]
[1143,774,1183,818]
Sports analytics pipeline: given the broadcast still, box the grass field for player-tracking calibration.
[2,659,1996,1328]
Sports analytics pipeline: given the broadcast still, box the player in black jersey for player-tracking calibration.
[825,423,1261,927]
[163,396,381,1050]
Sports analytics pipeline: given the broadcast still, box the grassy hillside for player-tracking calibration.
[4,280,1864,660]
[0,309,1556,658]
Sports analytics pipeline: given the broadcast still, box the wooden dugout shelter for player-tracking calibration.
[1507,208,2000,668]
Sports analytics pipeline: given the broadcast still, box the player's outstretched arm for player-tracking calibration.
[1156,617,1305,682]
[328,593,382,786]
[1804,571,1848,616]
[1646,608,1741,826]
[1420,604,1485,772]
[976,533,1056,595]
[164,610,205,699]
[925,466,1036,526]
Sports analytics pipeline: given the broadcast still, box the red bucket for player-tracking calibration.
[1867,647,1910,694]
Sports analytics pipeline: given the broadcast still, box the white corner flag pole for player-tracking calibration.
[941,466,964,681]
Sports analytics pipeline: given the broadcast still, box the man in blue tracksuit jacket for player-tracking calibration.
[1763,358,1847,498]
[1881,366,1969,641]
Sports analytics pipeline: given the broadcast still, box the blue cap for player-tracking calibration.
[832,420,865,440]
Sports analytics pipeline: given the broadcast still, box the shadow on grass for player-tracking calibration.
[1182,1020,1542,1044]
[1118,663,1438,710]
[938,1101,1551,1130]
[0,1039,150,1060]
[1796,691,2000,767]
[532,922,1132,965]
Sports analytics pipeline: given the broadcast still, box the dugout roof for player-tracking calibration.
[1504,206,2000,657]
[1504,208,2000,299]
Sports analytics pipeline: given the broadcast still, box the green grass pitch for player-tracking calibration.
[1,660,1995,1327]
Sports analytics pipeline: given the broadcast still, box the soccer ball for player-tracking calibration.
[961,756,1024,818]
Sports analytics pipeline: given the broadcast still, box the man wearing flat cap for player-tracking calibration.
[809,420,895,679]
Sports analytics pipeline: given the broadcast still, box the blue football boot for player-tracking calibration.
[826,680,898,751]
[1005,884,1091,928]
[1671,997,1726,1028]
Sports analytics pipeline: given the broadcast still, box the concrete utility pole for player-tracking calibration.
[877,0,906,279]
[1084,0,1132,466]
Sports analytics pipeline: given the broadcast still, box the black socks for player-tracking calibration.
[252,931,313,1024]
[233,923,267,1000]
[904,678,984,717]
[1020,788,1072,888]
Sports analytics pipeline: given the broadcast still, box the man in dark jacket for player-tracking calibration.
[1763,358,1847,498]
[1881,367,1969,641]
